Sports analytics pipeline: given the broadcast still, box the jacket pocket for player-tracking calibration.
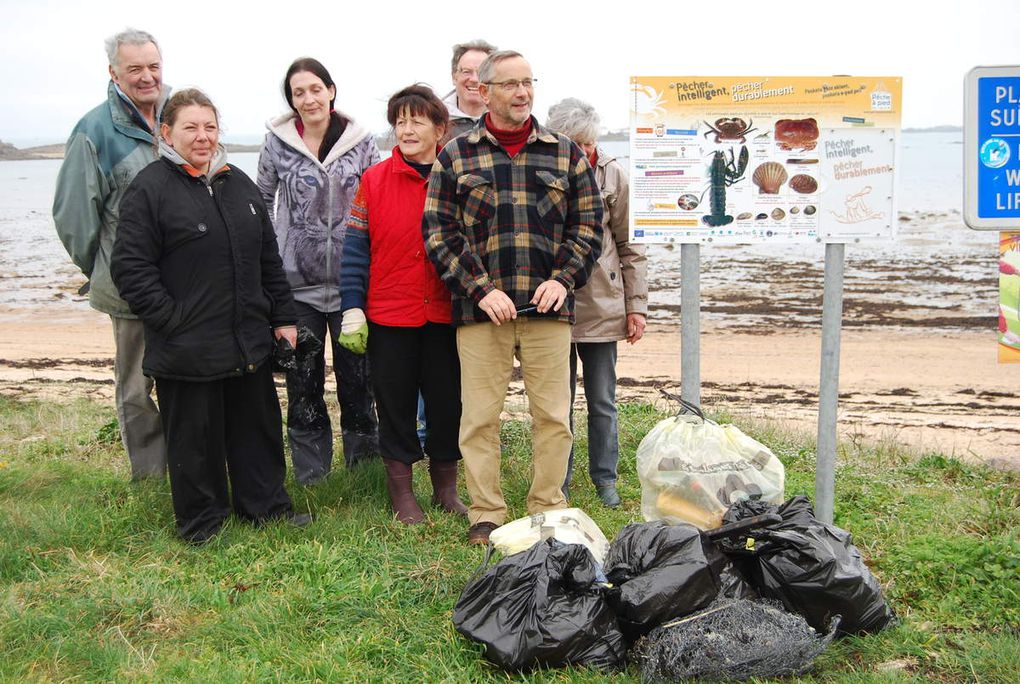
[535,170,569,224]
[603,190,617,214]
[456,173,496,228]
[163,221,210,254]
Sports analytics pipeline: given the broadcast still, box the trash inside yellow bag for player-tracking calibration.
[637,412,785,530]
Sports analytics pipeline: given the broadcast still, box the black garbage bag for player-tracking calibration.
[452,539,626,671]
[720,496,896,635]
[603,521,739,641]
[715,559,758,601]
[272,326,322,372]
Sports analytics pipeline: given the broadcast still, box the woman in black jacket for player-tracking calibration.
[112,88,309,543]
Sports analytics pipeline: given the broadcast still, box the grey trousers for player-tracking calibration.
[111,316,167,479]
[565,341,620,489]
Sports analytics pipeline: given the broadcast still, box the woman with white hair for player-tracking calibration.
[545,98,648,508]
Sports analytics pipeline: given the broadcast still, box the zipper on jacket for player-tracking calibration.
[325,173,334,307]
[209,175,251,371]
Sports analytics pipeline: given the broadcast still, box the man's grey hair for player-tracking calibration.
[478,50,524,86]
[546,98,601,144]
[105,28,160,67]
[450,39,497,74]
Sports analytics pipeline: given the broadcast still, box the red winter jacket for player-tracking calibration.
[340,147,452,325]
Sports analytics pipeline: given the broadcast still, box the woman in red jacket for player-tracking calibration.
[338,85,465,524]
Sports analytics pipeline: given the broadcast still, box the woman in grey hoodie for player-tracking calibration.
[257,58,380,483]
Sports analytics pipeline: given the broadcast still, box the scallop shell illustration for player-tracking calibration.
[752,162,788,194]
[771,208,786,220]
[804,205,817,215]
[789,174,818,194]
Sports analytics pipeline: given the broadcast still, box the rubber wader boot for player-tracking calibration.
[383,459,424,524]
[428,459,468,516]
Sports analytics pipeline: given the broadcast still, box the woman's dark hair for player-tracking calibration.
[283,57,346,163]
[386,84,448,131]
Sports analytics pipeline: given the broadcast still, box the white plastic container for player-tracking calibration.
[488,508,610,564]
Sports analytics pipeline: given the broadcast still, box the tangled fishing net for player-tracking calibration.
[633,599,838,682]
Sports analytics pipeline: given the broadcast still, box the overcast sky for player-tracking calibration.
[1,0,1018,145]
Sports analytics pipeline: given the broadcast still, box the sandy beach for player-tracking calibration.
[2,278,1017,471]
[1,161,1017,473]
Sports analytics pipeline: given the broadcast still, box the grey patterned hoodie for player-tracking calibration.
[257,111,380,312]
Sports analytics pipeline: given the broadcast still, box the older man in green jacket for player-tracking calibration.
[52,28,169,479]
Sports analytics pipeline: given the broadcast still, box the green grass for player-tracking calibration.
[1,395,1018,682]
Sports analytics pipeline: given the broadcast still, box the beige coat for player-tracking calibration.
[572,148,648,342]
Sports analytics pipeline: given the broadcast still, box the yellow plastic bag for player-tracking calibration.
[637,403,785,530]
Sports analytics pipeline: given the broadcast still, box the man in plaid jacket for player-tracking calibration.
[423,50,603,545]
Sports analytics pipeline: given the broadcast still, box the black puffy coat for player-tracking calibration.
[112,156,296,381]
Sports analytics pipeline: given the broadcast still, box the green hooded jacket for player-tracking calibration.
[53,80,170,316]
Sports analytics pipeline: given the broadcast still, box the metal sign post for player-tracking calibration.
[814,243,845,524]
[680,243,701,405]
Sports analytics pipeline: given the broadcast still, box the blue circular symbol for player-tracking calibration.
[980,138,1010,168]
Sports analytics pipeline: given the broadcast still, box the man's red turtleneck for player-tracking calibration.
[485,113,532,158]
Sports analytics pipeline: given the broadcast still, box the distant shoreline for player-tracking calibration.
[0,140,263,161]
[0,126,965,161]
[900,125,963,133]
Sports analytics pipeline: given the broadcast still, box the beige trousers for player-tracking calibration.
[457,318,571,525]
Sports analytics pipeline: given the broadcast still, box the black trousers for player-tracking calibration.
[286,301,379,479]
[368,321,462,465]
[156,362,293,541]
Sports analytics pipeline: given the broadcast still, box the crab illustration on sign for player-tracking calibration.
[830,186,884,224]
[775,118,819,152]
[631,83,667,118]
[703,117,757,143]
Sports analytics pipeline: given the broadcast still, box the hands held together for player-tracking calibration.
[478,280,567,326]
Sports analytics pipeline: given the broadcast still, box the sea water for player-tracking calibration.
[225,132,967,215]
[0,133,994,321]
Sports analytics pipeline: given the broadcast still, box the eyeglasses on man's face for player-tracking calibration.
[484,78,537,93]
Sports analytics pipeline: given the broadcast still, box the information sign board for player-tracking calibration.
[629,76,902,244]
[964,66,1020,230]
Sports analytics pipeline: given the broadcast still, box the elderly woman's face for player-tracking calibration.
[575,139,596,159]
[162,105,219,171]
[395,107,444,164]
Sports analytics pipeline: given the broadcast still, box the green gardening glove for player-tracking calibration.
[338,308,368,354]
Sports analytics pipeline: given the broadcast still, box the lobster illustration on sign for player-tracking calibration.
[701,145,749,226]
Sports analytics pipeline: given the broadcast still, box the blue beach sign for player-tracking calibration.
[965,66,1020,230]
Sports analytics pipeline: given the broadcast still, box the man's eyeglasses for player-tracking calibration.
[484,78,537,92]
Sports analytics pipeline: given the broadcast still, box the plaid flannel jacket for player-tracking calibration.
[423,117,603,326]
